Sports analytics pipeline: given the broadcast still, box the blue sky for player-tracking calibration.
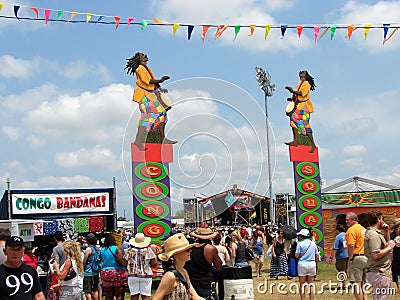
[1,0,400,219]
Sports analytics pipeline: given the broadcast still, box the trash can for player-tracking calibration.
[222,266,254,300]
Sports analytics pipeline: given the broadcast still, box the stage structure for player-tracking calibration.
[131,143,173,246]
[289,146,324,258]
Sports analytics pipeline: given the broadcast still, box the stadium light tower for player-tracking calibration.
[255,67,276,224]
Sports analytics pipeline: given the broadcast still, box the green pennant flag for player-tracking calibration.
[330,25,337,40]
[57,11,63,20]
[141,20,149,30]
[234,25,241,40]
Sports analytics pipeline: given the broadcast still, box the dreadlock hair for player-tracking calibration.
[125,52,141,76]
[304,71,316,91]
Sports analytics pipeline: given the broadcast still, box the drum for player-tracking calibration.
[158,92,172,111]
[285,101,296,116]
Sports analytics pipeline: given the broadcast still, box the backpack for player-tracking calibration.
[90,247,103,272]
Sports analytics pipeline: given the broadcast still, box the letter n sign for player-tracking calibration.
[289,146,325,258]
[131,143,173,245]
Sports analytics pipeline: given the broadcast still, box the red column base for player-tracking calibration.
[289,145,319,162]
[131,143,174,163]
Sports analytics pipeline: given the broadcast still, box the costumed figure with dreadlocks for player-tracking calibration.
[125,52,177,151]
[285,70,317,153]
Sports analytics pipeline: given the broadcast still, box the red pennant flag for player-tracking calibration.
[202,26,210,42]
[31,7,39,19]
[114,16,120,29]
[297,25,304,41]
[127,17,135,28]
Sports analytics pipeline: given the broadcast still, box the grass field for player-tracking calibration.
[114,261,399,299]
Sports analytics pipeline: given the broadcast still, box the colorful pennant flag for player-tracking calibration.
[280,25,287,39]
[67,12,78,23]
[314,24,320,42]
[213,25,228,40]
[202,26,210,42]
[172,23,180,35]
[0,3,3,11]
[96,16,104,23]
[114,16,120,29]
[57,11,63,21]
[364,24,371,40]
[31,7,38,19]
[330,25,337,40]
[141,20,149,30]
[264,24,271,40]
[234,25,241,40]
[297,25,304,41]
[383,27,399,45]
[188,25,194,40]
[250,210,257,219]
[152,17,163,24]
[127,17,135,27]
[86,14,92,23]
[383,23,390,41]
[347,24,355,40]
[248,24,256,36]
[44,9,51,25]
[318,27,329,41]
[13,5,20,19]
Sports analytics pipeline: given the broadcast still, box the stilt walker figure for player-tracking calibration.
[125,52,177,151]
[285,70,317,153]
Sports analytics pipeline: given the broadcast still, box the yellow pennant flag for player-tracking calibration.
[0,3,3,11]
[248,24,256,36]
[152,17,163,24]
[86,14,92,23]
[265,24,271,39]
[67,12,78,22]
[173,23,180,35]
[364,24,371,40]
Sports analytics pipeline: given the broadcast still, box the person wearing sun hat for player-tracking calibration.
[184,224,222,299]
[123,233,156,300]
[153,233,204,300]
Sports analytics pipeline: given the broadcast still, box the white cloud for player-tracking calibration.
[17,175,108,189]
[26,135,45,149]
[55,145,120,172]
[1,126,21,141]
[0,55,41,79]
[342,145,367,156]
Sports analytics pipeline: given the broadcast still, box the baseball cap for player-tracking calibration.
[5,236,24,247]
[297,229,310,237]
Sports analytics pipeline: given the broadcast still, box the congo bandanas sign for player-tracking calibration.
[289,147,324,258]
[131,144,173,245]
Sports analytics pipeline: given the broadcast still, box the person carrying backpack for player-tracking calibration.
[83,233,101,300]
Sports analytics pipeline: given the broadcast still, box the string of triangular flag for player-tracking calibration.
[1,3,399,44]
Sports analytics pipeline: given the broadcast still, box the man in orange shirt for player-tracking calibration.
[345,212,368,300]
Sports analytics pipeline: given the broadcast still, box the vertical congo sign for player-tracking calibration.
[132,144,173,246]
[289,146,324,258]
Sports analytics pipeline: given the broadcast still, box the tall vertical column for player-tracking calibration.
[289,146,324,258]
[131,143,173,246]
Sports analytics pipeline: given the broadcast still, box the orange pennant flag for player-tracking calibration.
[31,7,39,18]
[248,24,256,36]
[202,26,210,42]
[347,24,355,39]
[86,14,92,23]
[152,17,163,24]
[297,25,304,41]
[114,16,120,29]
[173,23,180,35]
[264,24,271,40]
[364,24,371,40]
[67,12,78,22]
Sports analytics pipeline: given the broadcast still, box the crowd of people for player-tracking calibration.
[0,213,399,300]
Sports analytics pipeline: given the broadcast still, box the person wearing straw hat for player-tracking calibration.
[153,233,204,300]
[123,233,157,300]
[184,225,222,299]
